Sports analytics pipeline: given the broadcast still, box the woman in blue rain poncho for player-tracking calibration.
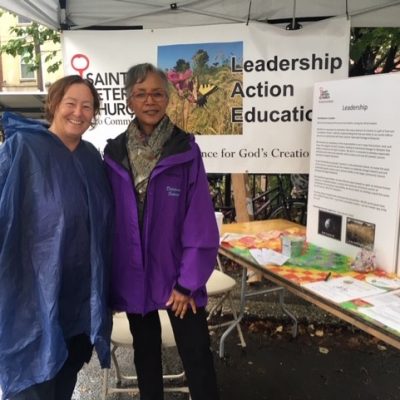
[0,76,113,400]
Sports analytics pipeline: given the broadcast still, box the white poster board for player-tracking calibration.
[62,17,349,173]
[307,73,400,274]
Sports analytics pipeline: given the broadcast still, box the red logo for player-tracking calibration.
[71,54,90,77]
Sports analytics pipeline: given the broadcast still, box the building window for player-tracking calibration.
[20,54,36,80]
[17,16,31,25]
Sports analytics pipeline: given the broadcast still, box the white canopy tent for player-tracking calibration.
[0,0,399,30]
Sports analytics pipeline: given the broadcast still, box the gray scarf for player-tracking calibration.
[126,115,175,214]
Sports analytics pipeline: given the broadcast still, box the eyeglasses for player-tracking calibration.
[130,91,167,102]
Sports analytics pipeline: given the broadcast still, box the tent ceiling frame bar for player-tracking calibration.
[177,7,246,23]
[114,0,175,10]
[349,0,400,17]
[23,0,57,28]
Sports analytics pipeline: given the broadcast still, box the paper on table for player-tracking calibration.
[358,306,400,333]
[361,289,400,307]
[221,232,249,242]
[249,248,289,266]
[249,249,264,265]
[356,290,400,332]
[302,276,386,303]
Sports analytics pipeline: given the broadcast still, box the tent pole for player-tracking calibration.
[246,0,252,25]
[291,0,296,30]
[59,0,68,29]
[286,0,301,30]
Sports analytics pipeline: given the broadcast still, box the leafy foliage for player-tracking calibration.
[350,28,400,76]
[0,21,61,73]
[174,58,190,72]
[192,49,209,79]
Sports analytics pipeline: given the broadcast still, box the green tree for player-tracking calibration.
[350,28,400,76]
[192,49,209,80]
[174,58,190,72]
[0,16,61,90]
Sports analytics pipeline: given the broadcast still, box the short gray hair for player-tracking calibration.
[124,63,169,99]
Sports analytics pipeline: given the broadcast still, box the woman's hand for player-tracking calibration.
[166,289,197,319]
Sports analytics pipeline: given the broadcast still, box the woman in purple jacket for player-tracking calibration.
[104,63,220,400]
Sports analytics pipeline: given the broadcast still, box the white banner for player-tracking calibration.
[62,17,349,173]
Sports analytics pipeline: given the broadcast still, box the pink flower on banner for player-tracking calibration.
[167,69,197,103]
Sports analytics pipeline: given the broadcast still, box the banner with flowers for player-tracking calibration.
[63,18,349,173]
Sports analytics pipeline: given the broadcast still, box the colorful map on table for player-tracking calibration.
[222,228,400,335]
[221,229,390,285]
[287,243,351,272]
[221,228,347,272]
[268,264,360,285]
[221,228,304,251]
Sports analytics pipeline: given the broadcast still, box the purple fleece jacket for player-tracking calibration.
[104,125,219,314]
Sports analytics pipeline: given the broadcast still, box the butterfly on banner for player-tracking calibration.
[166,69,218,107]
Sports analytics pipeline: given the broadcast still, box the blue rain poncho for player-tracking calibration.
[0,112,113,399]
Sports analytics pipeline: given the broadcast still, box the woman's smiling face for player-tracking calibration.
[49,83,95,149]
[127,72,169,135]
